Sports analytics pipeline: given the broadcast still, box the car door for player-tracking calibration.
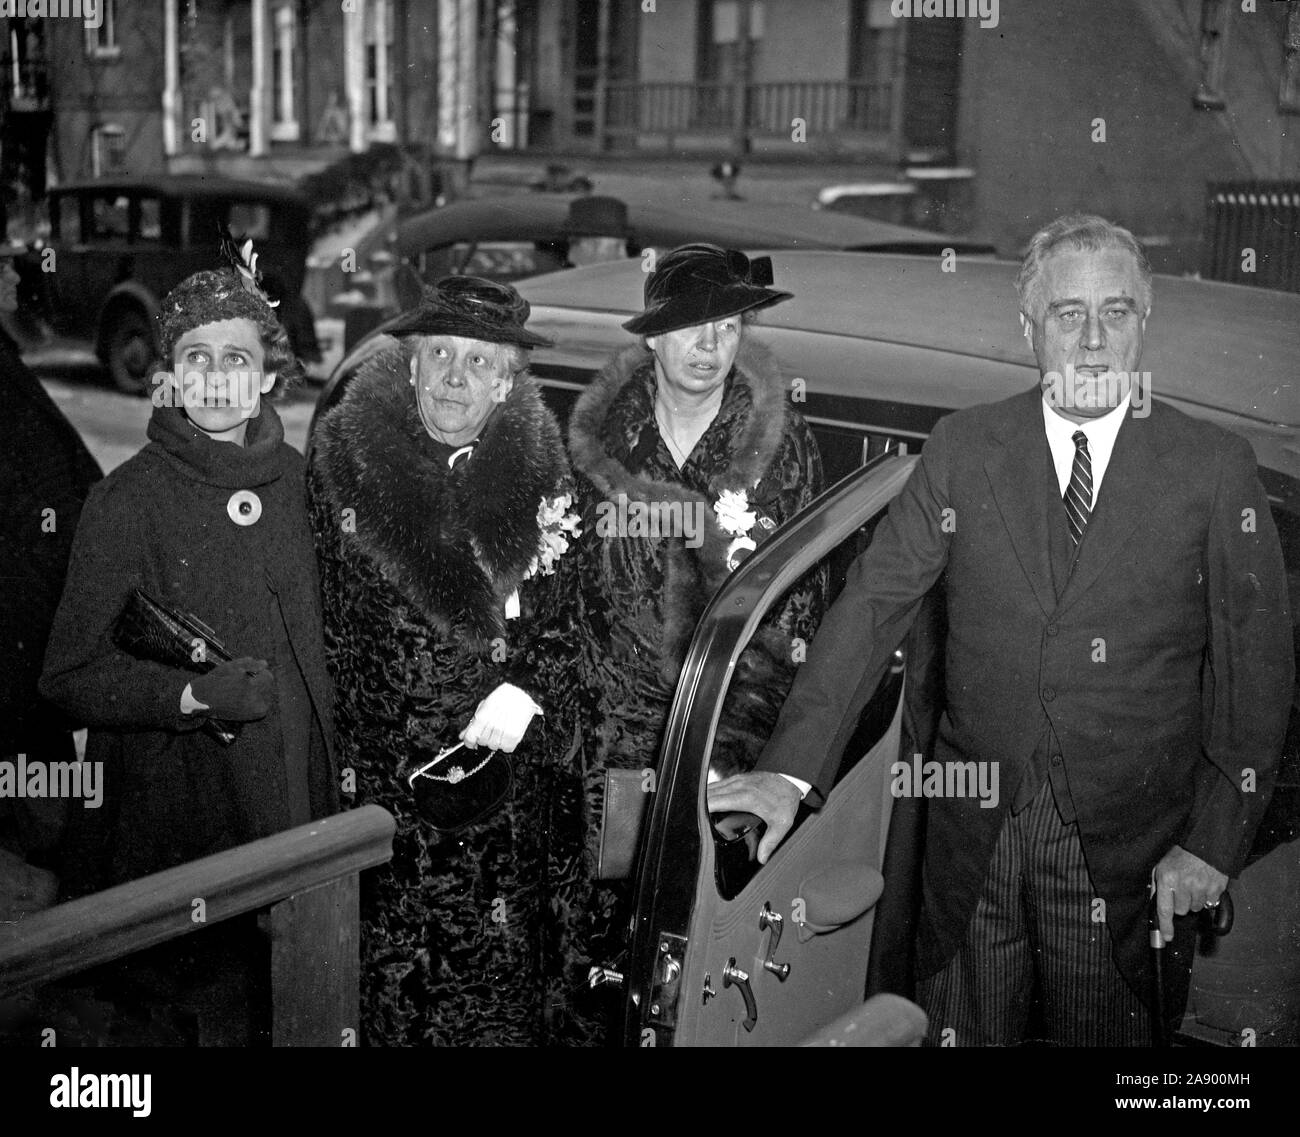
[622,453,921,1046]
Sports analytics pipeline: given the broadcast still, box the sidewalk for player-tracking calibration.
[469,151,902,211]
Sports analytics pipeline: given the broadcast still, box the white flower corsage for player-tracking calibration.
[714,489,759,572]
[523,491,582,579]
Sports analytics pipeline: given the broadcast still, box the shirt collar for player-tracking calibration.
[1040,389,1132,448]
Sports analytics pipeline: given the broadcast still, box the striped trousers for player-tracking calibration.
[916,781,1151,1046]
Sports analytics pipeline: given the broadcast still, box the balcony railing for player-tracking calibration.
[604,79,895,147]
[0,805,394,1046]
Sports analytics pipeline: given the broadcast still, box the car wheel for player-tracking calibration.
[104,307,157,396]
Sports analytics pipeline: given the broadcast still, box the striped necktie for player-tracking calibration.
[1063,430,1093,546]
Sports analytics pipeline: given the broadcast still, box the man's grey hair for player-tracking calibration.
[1016,214,1153,321]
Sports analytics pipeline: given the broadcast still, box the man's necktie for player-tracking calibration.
[1063,430,1093,546]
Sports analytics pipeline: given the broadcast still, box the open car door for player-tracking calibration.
[620,454,923,1046]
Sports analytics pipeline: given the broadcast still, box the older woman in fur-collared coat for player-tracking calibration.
[555,245,826,1042]
[308,277,586,1047]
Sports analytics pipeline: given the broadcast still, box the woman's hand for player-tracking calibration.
[460,683,543,753]
[188,657,274,721]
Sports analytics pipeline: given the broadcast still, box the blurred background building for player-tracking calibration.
[0,0,1296,280]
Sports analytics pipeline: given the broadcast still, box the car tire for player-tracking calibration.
[104,306,157,396]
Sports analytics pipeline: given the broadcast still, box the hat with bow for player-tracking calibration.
[622,243,792,336]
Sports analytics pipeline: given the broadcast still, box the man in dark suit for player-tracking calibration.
[707,214,1294,1045]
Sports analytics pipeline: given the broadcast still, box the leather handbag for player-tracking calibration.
[112,588,241,745]
[597,768,652,880]
[407,742,514,834]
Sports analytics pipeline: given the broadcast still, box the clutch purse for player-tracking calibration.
[596,768,652,880]
[407,742,513,834]
[111,588,242,745]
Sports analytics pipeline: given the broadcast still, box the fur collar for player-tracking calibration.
[312,346,567,642]
[569,335,794,683]
[569,336,789,504]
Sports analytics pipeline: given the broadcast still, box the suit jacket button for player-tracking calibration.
[1041,686,1056,702]
[1051,753,1063,766]
[1046,623,1059,636]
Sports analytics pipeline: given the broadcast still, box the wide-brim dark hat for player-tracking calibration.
[562,195,632,239]
[622,243,792,336]
[386,274,553,348]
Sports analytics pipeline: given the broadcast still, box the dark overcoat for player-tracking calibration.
[40,400,337,899]
[0,329,101,863]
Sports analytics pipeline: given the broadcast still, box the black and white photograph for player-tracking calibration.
[0,0,1297,1113]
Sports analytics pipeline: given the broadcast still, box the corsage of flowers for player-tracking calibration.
[714,488,759,571]
[524,491,582,579]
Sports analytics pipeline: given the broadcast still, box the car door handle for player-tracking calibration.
[722,957,757,1032]
[759,903,791,980]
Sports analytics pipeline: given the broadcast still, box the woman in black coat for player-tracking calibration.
[38,263,336,1043]
[553,245,827,1041]
[309,276,586,1047]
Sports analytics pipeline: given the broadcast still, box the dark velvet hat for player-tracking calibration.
[386,275,553,348]
[562,195,632,239]
[622,243,792,336]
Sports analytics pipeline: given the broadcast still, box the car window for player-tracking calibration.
[54,195,80,243]
[185,198,226,248]
[705,479,922,902]
[136,197,163,242]
[229,201,271,240]
[461,241,567,281]
[89,195,130,241]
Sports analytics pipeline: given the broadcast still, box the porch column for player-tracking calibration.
[345,0,367,153]
[731,0,752,155]
[249,0,269,155]
[162,0,180,155]
[592,0,610,151]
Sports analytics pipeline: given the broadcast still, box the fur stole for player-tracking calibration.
[312,346,568,643]
[568,336,793,682]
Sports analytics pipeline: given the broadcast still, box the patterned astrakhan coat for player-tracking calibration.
[308,347,586,1047]
[557,336,826,1037]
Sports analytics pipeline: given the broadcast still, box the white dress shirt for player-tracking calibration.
[1041,392,1132,509]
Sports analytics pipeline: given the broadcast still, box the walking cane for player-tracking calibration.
[1148,883,1234,1047]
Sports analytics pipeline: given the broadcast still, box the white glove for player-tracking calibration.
[459,683,543,753]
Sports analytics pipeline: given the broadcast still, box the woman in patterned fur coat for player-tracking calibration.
[308,277,585,1047]
[556,244,827,1042]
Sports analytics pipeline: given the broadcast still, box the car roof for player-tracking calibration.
[50,176,308,205]
[516,251,1300,430]
[391,195,997,257]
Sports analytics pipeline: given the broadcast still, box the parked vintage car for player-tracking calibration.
[41,176,317,393]
[329,192,997,351]
[313,251,1300,1046]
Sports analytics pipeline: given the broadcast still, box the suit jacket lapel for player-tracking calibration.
[1053,408,1172,617]
[984,389,1058,619]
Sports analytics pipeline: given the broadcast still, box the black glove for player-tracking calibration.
[190,657,274,722]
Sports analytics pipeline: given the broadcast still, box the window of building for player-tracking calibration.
[271,1,299,140]
[90,125,126,177]
[136,197,163,242]
[850,0,901,84]
[365,0,396,141]
[85,0,120,58]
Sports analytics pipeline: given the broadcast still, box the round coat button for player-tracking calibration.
[1046,623,1059,636]
[1051,754,1063,767]
[227,490,262,526]
[1041,686,1056,702]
